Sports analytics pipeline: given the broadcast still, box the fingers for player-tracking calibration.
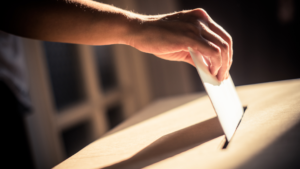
[209,22,232,80]
[145,8,232,81]
[189,37,222,76]
[198,22,229,81]
[208,20,233,71]
[189,9,232,81]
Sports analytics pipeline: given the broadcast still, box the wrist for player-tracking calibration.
[120,12,163,46]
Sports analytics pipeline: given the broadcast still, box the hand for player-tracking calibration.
[125,8,232,81]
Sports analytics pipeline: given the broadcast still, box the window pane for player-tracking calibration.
[43,42,84,111]
[61,121,92,157]
[106,104,123,129]
[94,45,117,92]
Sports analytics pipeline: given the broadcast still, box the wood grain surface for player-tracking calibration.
[54,79,300,169]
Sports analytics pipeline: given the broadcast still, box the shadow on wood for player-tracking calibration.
[103,94,206,138]
[102,117,224,169]
[239,119,300,169]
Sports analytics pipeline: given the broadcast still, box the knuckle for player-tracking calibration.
[195,8,207,15]
[210,48,222,65]
[221,41,229,50]
[228,34,232,42]
[211,46,221,56]
[188,18,200,26]
[191,8,209,20]
[226,35,232,46]
[223,34,232,45]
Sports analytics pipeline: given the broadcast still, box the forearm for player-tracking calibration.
[0,0,145,45]
[0,1,233,81]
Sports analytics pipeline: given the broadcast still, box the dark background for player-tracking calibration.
[42,0,300,158]
[19,1,300,168]
[179,0,300,86]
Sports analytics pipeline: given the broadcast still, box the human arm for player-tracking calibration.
[0,0,232,81]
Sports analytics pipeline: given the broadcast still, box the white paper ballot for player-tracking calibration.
[188,47,244,141]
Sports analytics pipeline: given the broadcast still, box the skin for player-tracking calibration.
[0,0,232,81]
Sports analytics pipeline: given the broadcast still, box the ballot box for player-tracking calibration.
[54,79,300,169]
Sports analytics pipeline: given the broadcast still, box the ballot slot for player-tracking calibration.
[222,106,248,149]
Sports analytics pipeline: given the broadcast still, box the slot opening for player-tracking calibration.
[222,106,248,149]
